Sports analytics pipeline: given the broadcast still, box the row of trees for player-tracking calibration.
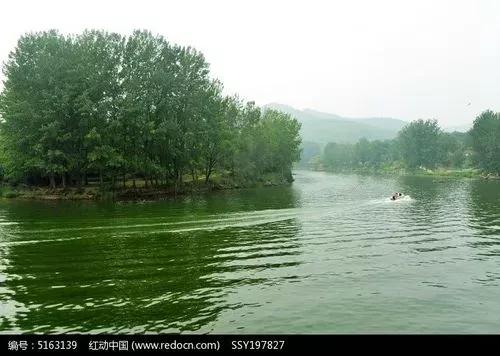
[320,112,499,174]
[0,30,302,189]
[322,139,399,170]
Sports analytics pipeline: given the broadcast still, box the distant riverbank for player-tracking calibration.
[0,173,292,201]
[308,166,499,180]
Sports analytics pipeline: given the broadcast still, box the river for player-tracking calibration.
[1,170,499,333]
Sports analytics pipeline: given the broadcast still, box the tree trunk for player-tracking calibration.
[205,167,212,184]
[178,170,183,185]
[61,173,66,189]
[77,173,83,187]
[123,175,126,188]
[99,170,103,187]
[205,159,214,184]
[49,173,56,189]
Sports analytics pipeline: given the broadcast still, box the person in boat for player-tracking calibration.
[391,192,403,200]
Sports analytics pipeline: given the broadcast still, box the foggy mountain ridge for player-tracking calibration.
[263,103,408,144]
[264,103,473,143]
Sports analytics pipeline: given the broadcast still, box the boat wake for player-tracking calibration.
[388,195,414,203]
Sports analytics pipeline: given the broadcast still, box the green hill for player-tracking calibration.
[263,103,407,144]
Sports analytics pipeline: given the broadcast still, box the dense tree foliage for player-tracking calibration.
[438,132,469,168]
[297,141,322,168]
[398,119,442,169]
[470,110,500,174]
[323,142,355,169]
[322,139,399,171]
[0,30,302,188]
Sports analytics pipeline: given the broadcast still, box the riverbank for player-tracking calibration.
[311,166,499,179]
[0,173,292,201]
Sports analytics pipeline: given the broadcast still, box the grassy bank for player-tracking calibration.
[0,173,292,201]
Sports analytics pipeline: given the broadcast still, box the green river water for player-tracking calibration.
[0,170,499,333]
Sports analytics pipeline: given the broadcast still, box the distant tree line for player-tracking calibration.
[317,113,499,174]
[0,30,301,189]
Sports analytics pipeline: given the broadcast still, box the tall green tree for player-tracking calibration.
[470,110,500,174]
[398,119,442,169]
[0,31,74,187]
[258,109,302,181]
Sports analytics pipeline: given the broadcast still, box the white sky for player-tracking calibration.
[1,0,499,127]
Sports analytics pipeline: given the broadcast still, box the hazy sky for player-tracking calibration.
[1,0,499,127]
